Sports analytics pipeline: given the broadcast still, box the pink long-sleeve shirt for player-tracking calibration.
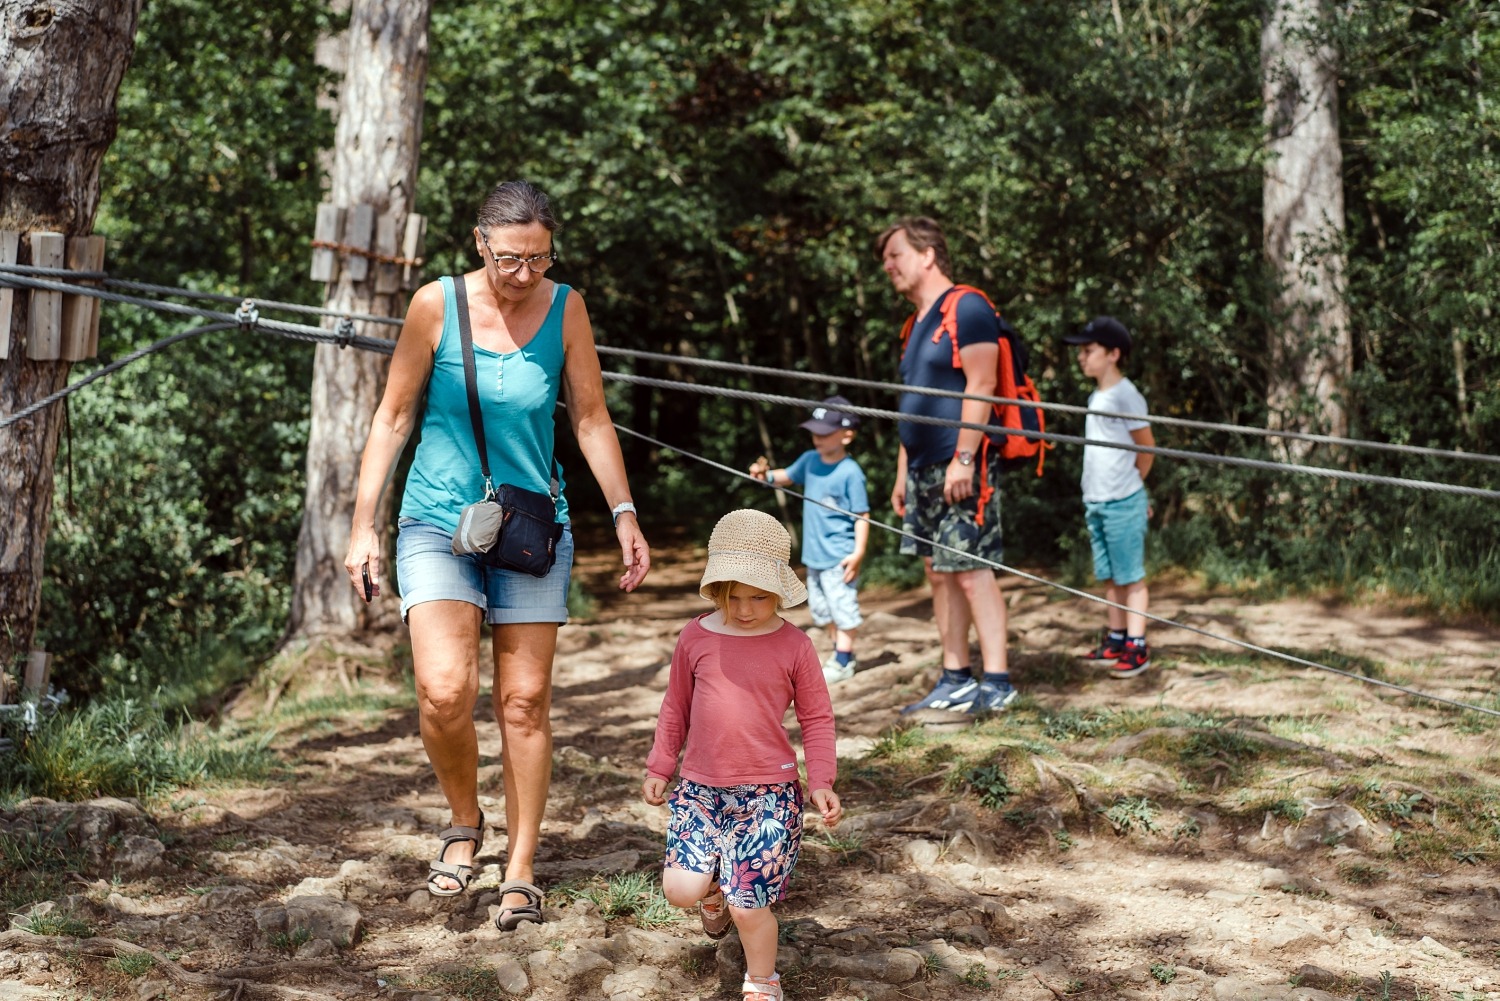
[645,614,838,793]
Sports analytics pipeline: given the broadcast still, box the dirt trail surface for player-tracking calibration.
[3,537,1498,1001]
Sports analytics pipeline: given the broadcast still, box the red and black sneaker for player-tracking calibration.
[1109,643,1151,678]
[1078,637,1125,664]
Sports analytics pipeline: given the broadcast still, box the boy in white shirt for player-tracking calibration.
[1062,317,1156,677]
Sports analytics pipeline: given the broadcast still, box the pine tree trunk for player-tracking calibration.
[0,0,143,678]
[285,0,431,642]
[1261,0,1351,452]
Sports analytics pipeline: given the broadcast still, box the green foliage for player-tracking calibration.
[0,826,86,913]
[47,0,1500,698]
[107,953,157,977]
[21,908,95,939]
[1151,964,1177,985]
[1103,796,1161,835]
[566,872,678,928]
[0,698,278,802]
[961,763,1015,809]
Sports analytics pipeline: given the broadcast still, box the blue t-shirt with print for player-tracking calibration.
[784,451,870,570]
[898,287,1003,470]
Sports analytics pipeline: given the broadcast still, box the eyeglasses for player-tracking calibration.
[484,243,556,275]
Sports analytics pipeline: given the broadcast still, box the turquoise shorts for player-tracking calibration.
[1084,488,1148,586]
[395,516,573,624]
[664,779,804,910]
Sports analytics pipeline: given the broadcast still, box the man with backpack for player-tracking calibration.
[878,216,1026,716]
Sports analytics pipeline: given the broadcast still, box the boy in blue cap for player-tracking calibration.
[750,396,870,685]
[1062,317,1156,677]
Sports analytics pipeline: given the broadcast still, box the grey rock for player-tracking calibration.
[593,926,696,967]
[1283,801,1381,850]
[808,946,924,984]
[827,926,884,952]
[8,901,53,931]
[1263,916,1333,951]
[199,885,260,911]
[527,947,613,992]
[293,938,337,960]
[405,888,440,913]
[112,835,167,876]
[285,895,362,946]
[252,905,287,944]
[903,839,941,867]
[1212,977,1291,1000]
[478,956,529,995]
[601,966,665,1000]
[136,979,171,1001]
[0,985,67,1001]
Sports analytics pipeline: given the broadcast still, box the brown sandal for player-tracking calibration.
[426,810,484,897]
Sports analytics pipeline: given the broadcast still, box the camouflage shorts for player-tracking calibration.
[899,461,1004,572]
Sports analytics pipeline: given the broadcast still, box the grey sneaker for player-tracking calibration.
[967,679,1018,714]
[822,654,856,685]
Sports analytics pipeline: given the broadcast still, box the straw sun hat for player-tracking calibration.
[698,509,808,607]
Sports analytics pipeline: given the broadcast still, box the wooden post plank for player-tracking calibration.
[374,212,400,294]
[62,235,106,360]
[23,650,52,699]
[401,213,427,290]
[343,203,376,283]
[310,203,343,283]
[0,229,18,360]
[25,232,65,360]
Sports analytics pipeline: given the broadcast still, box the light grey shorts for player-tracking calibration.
[395,516,573,624]
[805,566,863,630]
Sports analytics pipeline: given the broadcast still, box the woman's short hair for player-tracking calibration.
[875,216,952,278]
[477,180,559,234]
[704,579,784,612]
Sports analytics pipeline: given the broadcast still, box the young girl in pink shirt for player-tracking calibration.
[642,509,843,1001]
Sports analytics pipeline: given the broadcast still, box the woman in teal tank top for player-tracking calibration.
[343,181,651,928]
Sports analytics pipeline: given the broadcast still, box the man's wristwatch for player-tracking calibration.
[954,450,975,467]
[611,501,638,525]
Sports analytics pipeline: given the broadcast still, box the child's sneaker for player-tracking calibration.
[1078,636,1125,664]
[967,679,1018,714]
[822,654,856,685]
[698,890,731,940]
[899,672,979,714]
[1109,643,1151,678]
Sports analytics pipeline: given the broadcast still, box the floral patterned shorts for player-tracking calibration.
[664,779,804,909]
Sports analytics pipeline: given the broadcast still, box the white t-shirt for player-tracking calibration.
[1081,377,1150,503]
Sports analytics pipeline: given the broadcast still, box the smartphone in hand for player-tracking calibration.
[361,566,374,603]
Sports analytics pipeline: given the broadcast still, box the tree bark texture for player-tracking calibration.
[0,0,143,676]
[1261,0,1351,448]
[286,0,431,641]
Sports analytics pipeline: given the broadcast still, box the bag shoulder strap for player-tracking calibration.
[451,276,493,493]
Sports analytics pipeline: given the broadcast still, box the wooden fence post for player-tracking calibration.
[25,232,65,360]
[310,203,344,283]
[401,213,427,291]
[62,235,106,361]
[23,650,52,700]
[343,204,376,283]
[0,230,18,360]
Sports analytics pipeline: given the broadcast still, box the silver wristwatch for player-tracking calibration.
[955,450,975,467]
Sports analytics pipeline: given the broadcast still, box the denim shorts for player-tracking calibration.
[898,461,1004,572]
[664,779,804,910]
[805,566,863,630]
[1084,488,1148,585]
[395,516,573,624]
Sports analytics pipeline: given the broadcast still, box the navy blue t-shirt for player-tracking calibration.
[898,287,1003,469]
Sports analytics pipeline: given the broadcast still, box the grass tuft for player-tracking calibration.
[565,871,678,929]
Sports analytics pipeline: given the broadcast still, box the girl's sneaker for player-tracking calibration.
[1110,643,1151,678]
[698,891,731,940]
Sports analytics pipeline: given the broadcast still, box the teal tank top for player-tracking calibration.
[400,276,570,533]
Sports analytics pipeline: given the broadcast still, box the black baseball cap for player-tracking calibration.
[1064,315,1132,356]
[800,396,861,435]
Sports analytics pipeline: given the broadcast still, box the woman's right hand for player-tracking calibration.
[344,526,382,602]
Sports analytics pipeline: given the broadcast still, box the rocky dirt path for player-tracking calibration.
[2,541,1498,1001]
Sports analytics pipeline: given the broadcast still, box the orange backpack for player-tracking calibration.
[900,285,1049,520]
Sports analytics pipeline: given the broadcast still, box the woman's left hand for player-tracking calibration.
[810,788,843,827]
[615,513,651,592]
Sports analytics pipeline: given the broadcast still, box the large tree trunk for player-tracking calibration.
[285,0,431,642]
[0,0,143,676]
[1261,0,1351,451]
